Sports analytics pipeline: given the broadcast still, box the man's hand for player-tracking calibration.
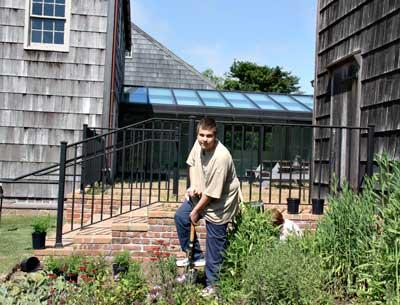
[187,187,202,198]
[189,209,200,225]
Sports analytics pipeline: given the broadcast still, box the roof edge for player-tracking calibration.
[131,23,216,89]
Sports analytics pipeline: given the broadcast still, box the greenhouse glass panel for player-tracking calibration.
[128,87,147,104]
[292,95,313,109]
[268,94,310,112]
[173,89,202,106]
[197,91,229,107]
[222,92,257,109]
[148,88,175,105]
[245,93,285,110]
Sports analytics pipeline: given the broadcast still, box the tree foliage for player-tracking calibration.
[203,60,301,93]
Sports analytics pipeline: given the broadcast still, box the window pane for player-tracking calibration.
[222,92,257,109]
[43,19,53,30]
[31,30,42,43]
[44,0,55,2]
[245,93,285,110]
[148,88,175,105]
[43,31,53,43]
[292,95,313,109]
[128,87,147,104]
[197,91,229,107]
[54,32,64,44]
[32,3,43,15]
[56,0,65,3]
[54,20,64,31]
[268,94,310,112]
[173,89,202,106]
[43,3,54,16]
[32,19,42,30]
[55,4,65,17]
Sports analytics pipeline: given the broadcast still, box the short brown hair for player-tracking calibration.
[197,117,217,135]
[270,208,284,226]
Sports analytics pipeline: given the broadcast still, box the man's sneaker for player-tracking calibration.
[201,285,216,297]
[176,257,206,267]
[175,273,187,283]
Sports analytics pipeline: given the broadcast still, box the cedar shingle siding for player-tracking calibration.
[0,0,130,199]
[313,0,400,196]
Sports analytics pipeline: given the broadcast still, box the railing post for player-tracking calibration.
[258,125,265,201]
[55,141,67,248]
[80,124,88,192]
[187,116,196,188]
[366,125,375,178]
[173,125,180,196]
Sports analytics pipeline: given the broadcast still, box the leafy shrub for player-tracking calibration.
[44,256,66,274]
[219,204,279,302]
[113,250,131,269]
[65,255,81,274]
[31,216,51,233]
[147,255,217,305]
[241,234,332,305]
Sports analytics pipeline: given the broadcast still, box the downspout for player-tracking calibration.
[108,0,119,129]
[102,0,116,129]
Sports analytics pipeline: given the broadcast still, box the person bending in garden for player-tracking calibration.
[174,117,240,294]
[271,208,302,240]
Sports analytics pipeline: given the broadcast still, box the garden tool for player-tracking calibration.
[184,222,198,284]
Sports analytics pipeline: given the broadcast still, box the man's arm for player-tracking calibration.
[190,193,212,224]
[188,166,203,198]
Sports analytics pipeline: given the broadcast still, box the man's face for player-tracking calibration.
[197,127,217,151]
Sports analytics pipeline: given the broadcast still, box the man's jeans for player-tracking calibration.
[174,199,228,286]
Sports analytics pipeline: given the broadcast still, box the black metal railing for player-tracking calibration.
[0,117,375,247]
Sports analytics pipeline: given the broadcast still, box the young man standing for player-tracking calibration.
[174,117,240,293]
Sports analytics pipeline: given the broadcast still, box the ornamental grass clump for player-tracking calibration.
[314,177,376,299]
[355,155,400,304]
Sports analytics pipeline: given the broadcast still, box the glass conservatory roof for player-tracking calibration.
[124,87,313,113]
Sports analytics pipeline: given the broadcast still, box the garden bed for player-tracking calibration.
[1,155,399,305]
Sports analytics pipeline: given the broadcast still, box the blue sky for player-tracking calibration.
[131,1,317,94]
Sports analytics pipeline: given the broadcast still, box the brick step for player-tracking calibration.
[35,201,323,261]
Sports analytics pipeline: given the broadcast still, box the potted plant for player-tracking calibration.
[45,256,66,277]
[112,250,131,277]
[286,198,300,214]
[65,255,80,283]
[31,216,51,249]
[312,198,325,215]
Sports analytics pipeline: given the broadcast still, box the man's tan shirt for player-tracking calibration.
[187,140,240,224]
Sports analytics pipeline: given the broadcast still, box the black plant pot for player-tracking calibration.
[20,256,40,272]
[32,232,46,250]
[287,198,300,214]
[53,268,64,277]
[65,273,78,283]
[312,199,325,215]
[112,263,128,276]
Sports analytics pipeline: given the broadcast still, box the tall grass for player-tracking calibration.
[355,155,400,304]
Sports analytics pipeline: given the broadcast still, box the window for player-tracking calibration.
[125,50,132,58]
[24,0,71,52]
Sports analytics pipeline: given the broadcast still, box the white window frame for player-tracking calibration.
[24,0,71,52]
[125,49,132,58]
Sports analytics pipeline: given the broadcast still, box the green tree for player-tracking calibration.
[222,60,300,93]
[201,68,224,89]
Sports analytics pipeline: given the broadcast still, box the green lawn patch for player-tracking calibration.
[0,215,56,275]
